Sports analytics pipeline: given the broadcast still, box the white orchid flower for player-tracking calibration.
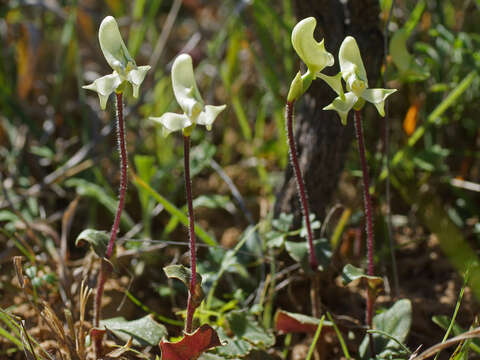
[149,54,226,137]
[288,17,334,101]
[82,16,151,109]
[323,36,397,124]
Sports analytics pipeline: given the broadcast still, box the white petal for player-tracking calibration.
[149,113,192,137]
[127,65,151,98]
[339,36,368,87]
[171,54,203,118]
[197,104,227,130]
[323,92,358,125]
[361,88,397,117]
[291,17,334,75]
[82,73,122,110]
[317,72,344,99]
[98,16,134,72]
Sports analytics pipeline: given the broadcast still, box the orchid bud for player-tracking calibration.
[287,71,303,103]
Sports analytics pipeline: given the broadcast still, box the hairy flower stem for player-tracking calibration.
[354,110,376,355]
[286,101,318,270]
[94,93,128,358]
[183,135,197,333]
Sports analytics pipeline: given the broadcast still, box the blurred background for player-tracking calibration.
[1,0,480,358]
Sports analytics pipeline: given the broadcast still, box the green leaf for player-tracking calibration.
[300,213,321,239]
[215,327,252,358]
[404,0,426,35]
[359,299,412,359]
[285,238,331,272]
[432,316,480,354]
[65,178,134,229]
[226,311,275,348]
[133,155,156,209]
[131,172,217,246]
[265,230,285,249]
[341,264,383,290]
[100,315,167,346]
[272,213,294,232]
[192,195,233,212]
[164,265,204,307]
[198,354,224,360]
[164,264,202,287]
[190,142,217,177]
[75,229,110,258]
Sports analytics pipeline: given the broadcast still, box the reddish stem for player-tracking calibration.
[286,101,318,270]
[353,111,374,278]
[105,95,128,260]
[354,110,376,355]
[94,93,128,358]
[184,135,197,333]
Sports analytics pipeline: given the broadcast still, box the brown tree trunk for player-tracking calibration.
[275,0,384,223]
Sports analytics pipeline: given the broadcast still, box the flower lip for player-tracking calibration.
[83,16,150,108]
[150,53,226,136]
[99,16,135,73]
[291,17,334,76]
[339,36,368,87]
[171,53,204,118]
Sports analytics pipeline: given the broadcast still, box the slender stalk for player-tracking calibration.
[285,101,318,270]
[353,110,375,356]
[94,93,128,357]
[183,135,197,333]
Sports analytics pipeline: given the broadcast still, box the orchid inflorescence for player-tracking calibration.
[81,12,397,354]
[288,17,397,124]
[83,16,151,109]
[149,53,226,137]
[287,16,398,335]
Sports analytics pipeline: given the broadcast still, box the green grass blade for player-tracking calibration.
[367,329,412,355]
[131,172,217,246]
[433,270,469,360]
[388,71,477,173]
[330,208,351,249]
[404,0,426,35]
[0,327,22,349]
[326,312,351,359]
[306,315,325,360]
[65,178,135,229]
[124,290,184,326]
[231,95,252,141]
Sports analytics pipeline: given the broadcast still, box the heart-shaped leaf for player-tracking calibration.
[274,310,332,334]
[272,213,294,232]
[341,264,383,292]
[215,326,253,358]
[285,238,332,273]
[164,264,204,307]
[226,311,275,348]
[359,299,412,359]
[75,229,110,258]
[101,315,167,347]
[160,324,222,360]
